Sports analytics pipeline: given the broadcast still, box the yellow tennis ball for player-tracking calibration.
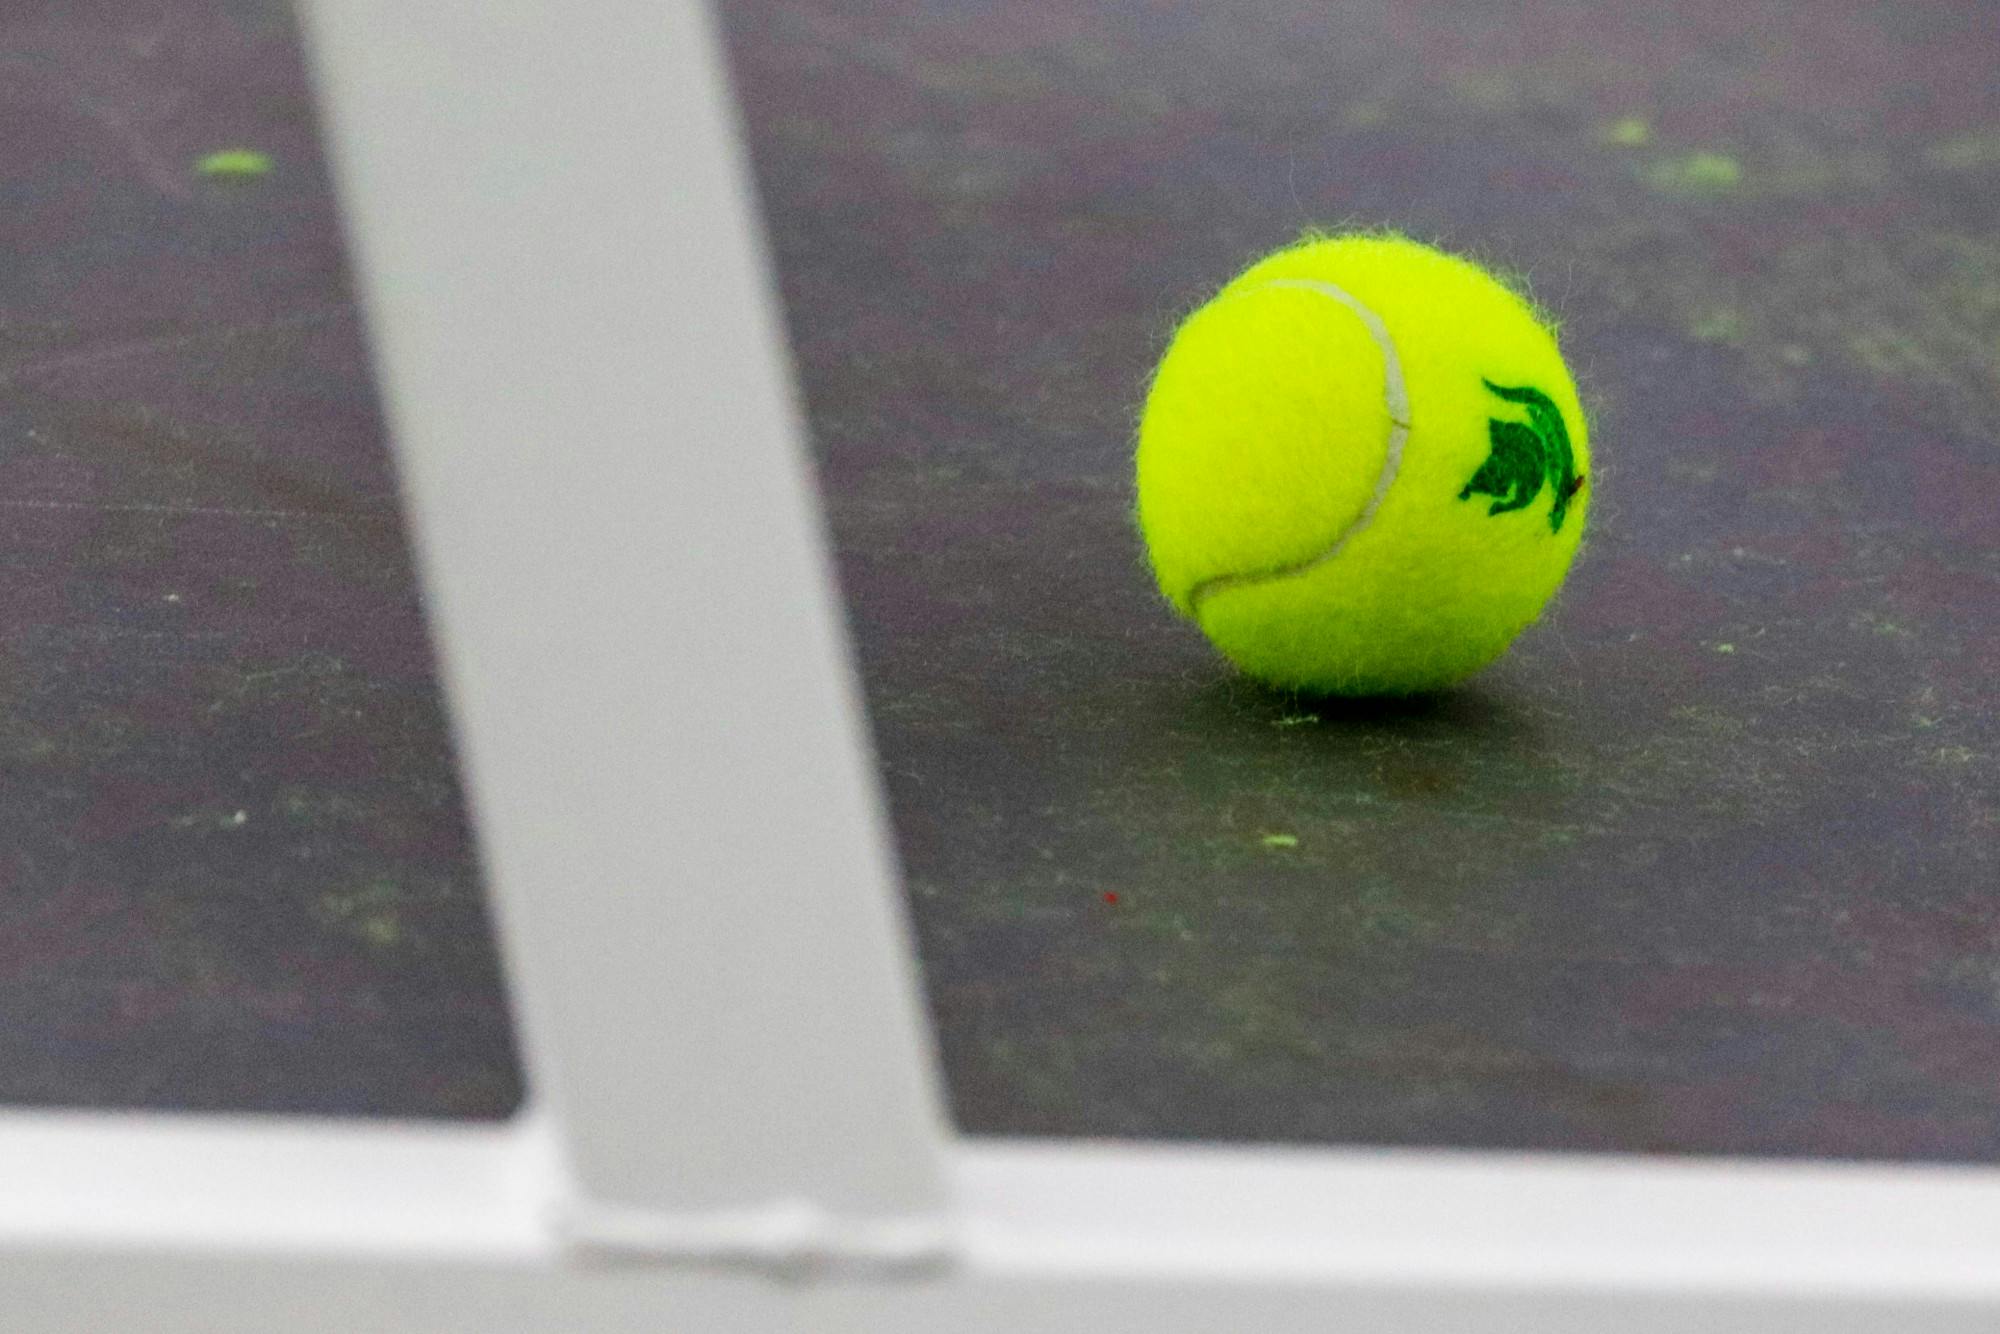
[1135,233,1591,696]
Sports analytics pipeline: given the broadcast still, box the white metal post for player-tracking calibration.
[295,0,954,1257]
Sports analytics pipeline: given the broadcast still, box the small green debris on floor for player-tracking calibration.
[196,148,275,178]
[1261,833,1300,849]
[1689,308,1744,342]
[1644,151,1742,195]
[1601,116,1652,147]
[1924,129,2000,173]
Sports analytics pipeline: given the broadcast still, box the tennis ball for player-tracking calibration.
[1135,233,1590,696]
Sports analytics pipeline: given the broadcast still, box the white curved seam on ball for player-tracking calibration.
[1188,277,1412,616]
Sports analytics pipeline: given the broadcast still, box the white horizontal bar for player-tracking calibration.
[8,1113,2000,1318]
[0,1110,558,1261]
[6,1258,1988,1334]
[554,1194,952,1276]
[4,1147,2000,1334]
[959,1139,2000,1299]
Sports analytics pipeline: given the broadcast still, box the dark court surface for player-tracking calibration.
[719,0,2000,1157]
[6,0,2000,1159]
[0,0,517,1115]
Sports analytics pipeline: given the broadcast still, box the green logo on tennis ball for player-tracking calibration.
[1460,380,1585,532]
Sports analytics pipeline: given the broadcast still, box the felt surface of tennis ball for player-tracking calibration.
[1135,234,1591,696]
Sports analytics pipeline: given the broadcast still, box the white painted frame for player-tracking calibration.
[3,3,1998,1329]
